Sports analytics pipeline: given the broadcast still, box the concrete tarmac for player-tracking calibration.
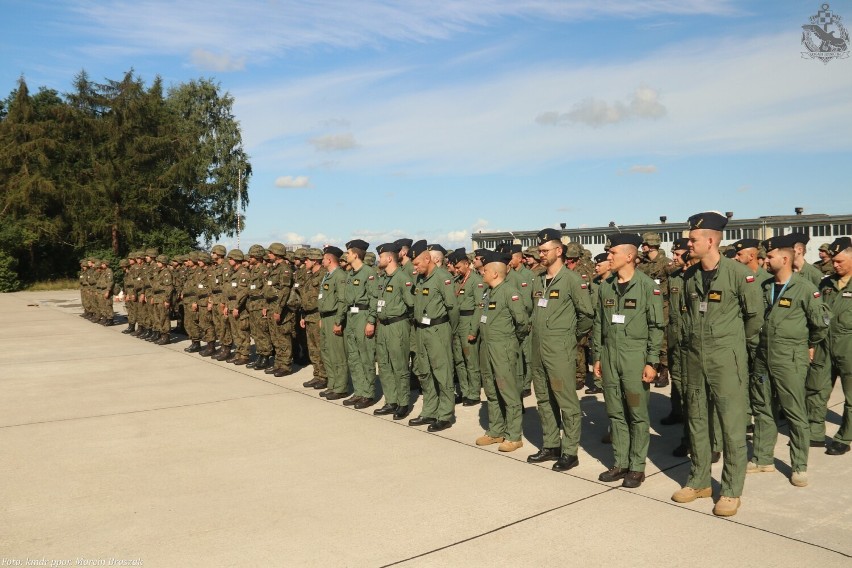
[1,290,851,567]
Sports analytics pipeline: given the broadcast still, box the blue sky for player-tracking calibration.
[2,0,851,250]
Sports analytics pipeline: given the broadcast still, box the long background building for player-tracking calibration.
[471,210,852,263]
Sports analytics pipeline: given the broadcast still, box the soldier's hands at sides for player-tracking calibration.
[593,361,602,378]
[207,302,213,312]
[262,308,268,318]
[642,364,657,384]
[300,318,306,329]
[809,347,815,362]
[192,302,198,312]
[333,323,343,336]
[365,323,375,338]
[467,334,476,343]
[164,302,170,309]
[274,312,281,323]
[232,308,239,317]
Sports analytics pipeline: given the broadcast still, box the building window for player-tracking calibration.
[725,229,742,240]
[834,224,851,236]
[742,228,758,239]
[812,225,830,237]
[581,235,592,245]
[595,234,605,245]
[792,226,809,236]
[772,227,786,237]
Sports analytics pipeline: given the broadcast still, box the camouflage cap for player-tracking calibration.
[306,248,323,260]
[156,254,168,263]
[293,247,308,259]
[564,242,583,259]
[642,232,662,247]
[188,251,200,262]
[757,245,767,259]
[119,259,129,268]
[523,246,540,260]
[197,251,212,263]
[211,244,227,256]
[145,248,159,257]
[819,243,830,252]
[248,244,266,259]
[79,259,87,267]
[364,251,376,266]
[268,242,288,256]
[227,249,245,261]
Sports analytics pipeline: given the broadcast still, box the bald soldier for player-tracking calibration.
[790,232,824,287]
[474,251,529,452]
[526,229,595,471]
[671,212,764,517]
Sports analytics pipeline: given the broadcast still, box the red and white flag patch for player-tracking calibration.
[511,295,519,301]
[444,279,452,285]
[521,282,528,287]
[581,283,588,289]
[653,289,661,295]
[814,291,821,298]
[405,281,412,287]
[746,275,755,283]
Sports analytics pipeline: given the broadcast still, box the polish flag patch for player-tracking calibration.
[521,282,528,287]
[444,279,452,285]
[511,295,519,301]
[405,282,412,287]
[368,275,374,280]
[477,283,484,288]
[814,291,821,298]
[746,275,755,283]
[653,289,661,295]
[581,283,588,289]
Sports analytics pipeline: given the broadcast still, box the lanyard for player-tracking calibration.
[769,278,791,306]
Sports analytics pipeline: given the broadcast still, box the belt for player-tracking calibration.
[153,289,164,294]
[302,308,318,315]
[248,295,264,301]
[415,314,449,329]
[458,309,475,316]
[352,303,370,310]
[212,289,222,294]
[379,314,409,325]
[320,310,337,318]
[183,292,197,298]
[198,294,209,300]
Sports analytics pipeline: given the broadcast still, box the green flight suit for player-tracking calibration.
[682,257,764,498]
[798,261,823,287]
[413,266,457,422]
[638,251,670,372]
[373,267,414,408]
[594,271,664,472]
[453,270,485,401]
[807,274,852,445]
[479,280,529,442]
[530,265,594,456]
[318,266,349,394]
[752,274,829,472]
[344,263,379,399]
[510,265,534,392]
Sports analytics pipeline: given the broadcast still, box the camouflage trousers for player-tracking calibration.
[305,319,325,379]
[230,311,251,357]
[248,309,272,357]
[213,303,232,345]
[183,300,201,340]
[269,311,296,371]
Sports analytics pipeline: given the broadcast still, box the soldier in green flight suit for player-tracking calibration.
[372,242,415,419]
[811,237,852,456]
[586,252,612,395]
[748,234,829,488]
[638,232,670,388]
[508,244,535,398]
[450,248,484,406]
[317,246,350,400]
[671,212,764,518]
[661,240,689,451]
[593,233,664,488]
[473,251,529,452]
[409,241,457,431]
[526,229,595,472]
[564,241,595,391]
[342,239,379,409]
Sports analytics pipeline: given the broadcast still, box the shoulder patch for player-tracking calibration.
[511,295,519,301]
[405,281,412,287]
[368,275,374,280]
[746,275,755,283]
[477,283,484,288]
[581,274,589,280]
[521,282,528,287]
[444,279,451,285]
[580,283,587,289]
[653,289,661,295]
[813,291,820,298]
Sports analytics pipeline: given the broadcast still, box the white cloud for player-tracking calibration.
[274,175,312,188]
[536,87,666,128]
[627,165,658,174]
[309,133,359,152]
[189,48,246,72]
[736,184,751,193]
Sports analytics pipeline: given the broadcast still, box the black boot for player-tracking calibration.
[184,341,202,353]
[122,323,136,334]
[254,356,271,371]
[199,343,217,357]
[214,346,232,361]
[156,332,170,345]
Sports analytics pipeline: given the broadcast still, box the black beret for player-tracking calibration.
[537,228,562,245]
[671,238,689,251]
[394,238,413,248]
[473,248,490,258]
[510,244,523,254]
[724,248,737,258]
[687,211,728,231]
[732,239,761,251]
[788,231,809,245]
[594,253,609,264]
[323,245,344,258]
[346,239,369,251]
[376,242,401,255]
[448,248,468,264]
[828,237,851,256]
[481,250,510,265]
[608,233,643,248]
[426,243,447,255]
[762,234,798,253]
[495,242,512,254]
[410,239,428,258]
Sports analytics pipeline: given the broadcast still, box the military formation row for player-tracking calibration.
[77,213,852,519]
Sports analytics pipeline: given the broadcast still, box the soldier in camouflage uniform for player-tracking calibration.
[564,242,595,390]
[210,245,233,360]
[265,243,297,377]
[225,249,252,365]
[299,248,327,389]
[246,245,273,370]
[816,243,835,277]
[148,254,174,345]
[181,253,204,353]
[291,248,310,365]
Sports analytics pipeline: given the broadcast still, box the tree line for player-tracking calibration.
[0,70,251,291]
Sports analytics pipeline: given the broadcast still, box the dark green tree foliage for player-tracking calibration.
[0,71,251,289]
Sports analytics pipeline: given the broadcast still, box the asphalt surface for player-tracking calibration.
[2,290,851,567]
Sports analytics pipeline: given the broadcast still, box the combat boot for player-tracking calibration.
[184,341,202,353]
[122,323,136,334]
[215,346,232,361]
[254,356,271,371]
[199,343,217,357]
[156,332,170,345]
[654,367,669,388]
